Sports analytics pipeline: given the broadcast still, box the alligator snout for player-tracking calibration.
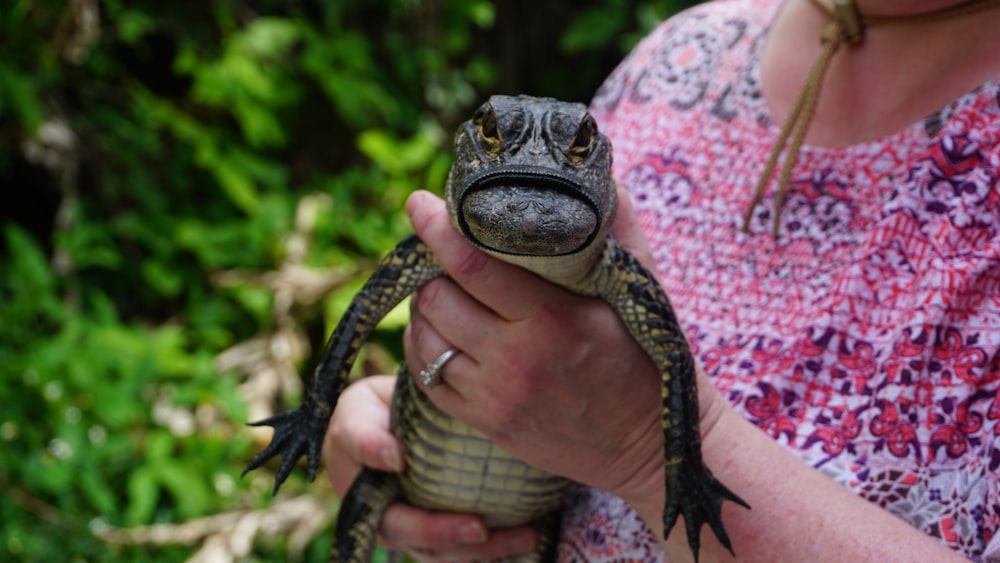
[460,185,598,256]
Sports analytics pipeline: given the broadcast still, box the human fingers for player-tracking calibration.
[403,273,606,416]
[407,272,663,496]
[324,375,404,494]
[406,190,569,322]
[404,277,495,386]
[378,504,539,562]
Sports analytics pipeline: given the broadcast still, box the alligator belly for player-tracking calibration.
[392,374,570,528]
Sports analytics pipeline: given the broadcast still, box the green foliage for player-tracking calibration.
[0,0,695,560]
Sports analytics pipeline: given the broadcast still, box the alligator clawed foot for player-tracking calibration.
[664,462,750,561]
[242,406,327,494]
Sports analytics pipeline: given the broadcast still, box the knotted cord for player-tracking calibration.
[742,0,1000,236]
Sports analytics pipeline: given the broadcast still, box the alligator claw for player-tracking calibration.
[664,462,750,561]
[243,406,327,494]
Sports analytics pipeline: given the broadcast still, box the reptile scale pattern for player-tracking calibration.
[394,372,570,529]
[559,0,1000,561]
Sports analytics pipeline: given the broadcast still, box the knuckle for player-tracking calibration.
[485,397,520,431]
[505,357,544,395]
[417,519,457,546]
[531,293,589,334]
[448,245,491,281]
[479,370,531,432]
[414,279,443,313]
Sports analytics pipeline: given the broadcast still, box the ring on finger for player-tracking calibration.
[419,348,459,389]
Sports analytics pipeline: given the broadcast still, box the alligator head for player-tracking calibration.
[445,95,617,267]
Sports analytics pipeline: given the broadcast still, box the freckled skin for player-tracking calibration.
[243,95,748,563]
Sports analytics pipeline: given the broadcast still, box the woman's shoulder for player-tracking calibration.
[925,80,1000,154]
[663,0,778,32]
[590,1,782,176]
[591,0,779,122]
[605,0,778,73]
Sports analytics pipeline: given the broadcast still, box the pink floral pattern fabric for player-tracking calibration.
[559,1,1000,561]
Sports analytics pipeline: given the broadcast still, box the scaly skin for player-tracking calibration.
[577,238,750,558]
[242,235,443,488]
[334,370,566,562]
[243,95,749,562]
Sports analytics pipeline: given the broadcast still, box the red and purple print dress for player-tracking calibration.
[559,1,1000,561]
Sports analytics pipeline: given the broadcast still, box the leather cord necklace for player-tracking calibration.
[742,0,1000,236]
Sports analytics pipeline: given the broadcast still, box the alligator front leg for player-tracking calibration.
[593,237,749,560]
[243,234,445,493]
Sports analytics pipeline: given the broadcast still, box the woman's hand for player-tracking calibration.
[322,375,541,561]
[403,188,668,508]
[322,186,675,560]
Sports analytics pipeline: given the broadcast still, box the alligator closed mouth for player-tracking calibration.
[243,95,749,562]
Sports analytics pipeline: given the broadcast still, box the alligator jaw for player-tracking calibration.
[455,165,603,257]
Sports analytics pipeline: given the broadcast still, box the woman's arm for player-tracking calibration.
[624,370,966,563]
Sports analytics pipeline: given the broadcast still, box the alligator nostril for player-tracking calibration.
[533,201,556,215]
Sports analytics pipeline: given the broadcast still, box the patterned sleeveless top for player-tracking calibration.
[558,1,1000,561]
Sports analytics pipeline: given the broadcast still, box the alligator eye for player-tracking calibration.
[473,104,502,157]
[567,114,597,164]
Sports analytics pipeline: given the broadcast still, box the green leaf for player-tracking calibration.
[142,258,184,297]
[212,158,261,213]
[146,430,174,461]
[357,124,443,175]
[0,65,44,129]
[235,18,301,56]
[91,381,145,428]
[234,98,286,148]
[117,10,157,44]
[80,466,117,514]
[0,225,61,326]
[126,466,159,524]
[560,6,628,53]
[55,217,123,271]
[156,461,212,517]
[174,218,260,268]
[465,0,496,27]
[229,286,273,323]
[226,145,287,191]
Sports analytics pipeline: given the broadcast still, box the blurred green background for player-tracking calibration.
[0,1,695,560]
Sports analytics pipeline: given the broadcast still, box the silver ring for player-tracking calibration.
[419,348,458,389]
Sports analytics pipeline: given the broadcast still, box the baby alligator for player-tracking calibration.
[243,95,749,562]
